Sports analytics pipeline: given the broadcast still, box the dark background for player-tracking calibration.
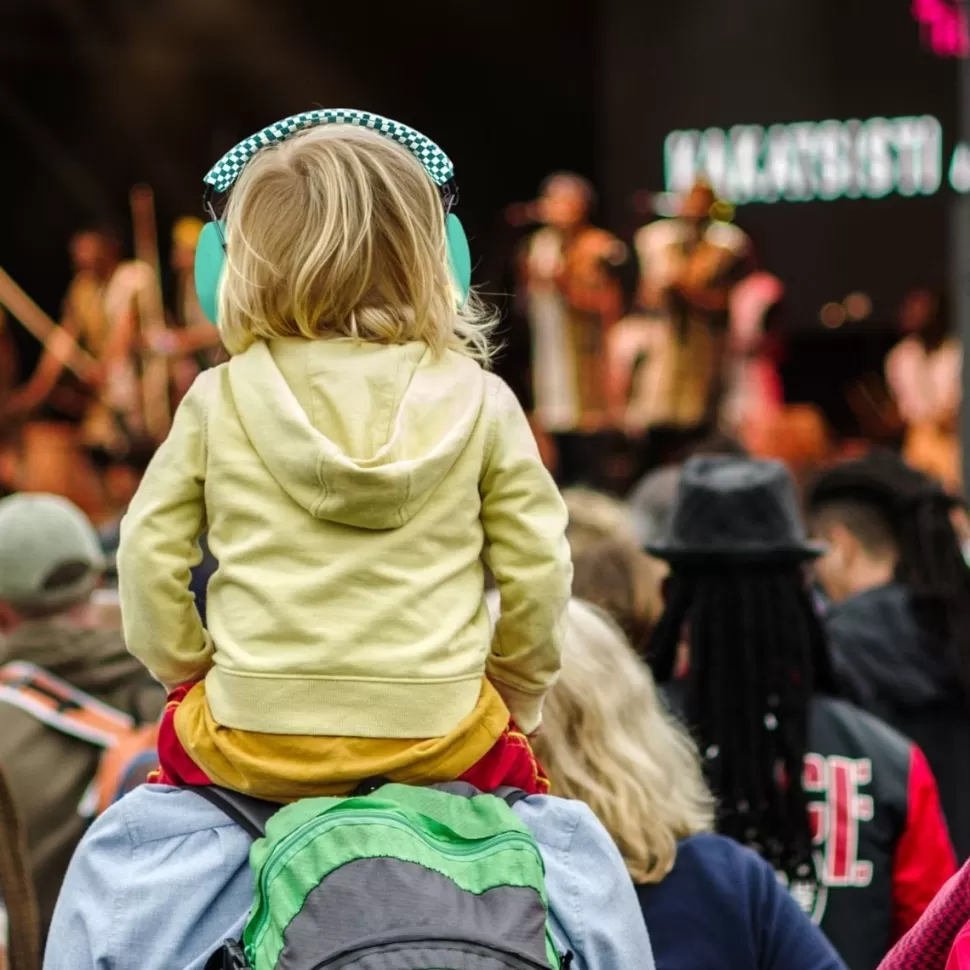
[0,0,600,368]
[601,0,959,327]
[0,0,961,376]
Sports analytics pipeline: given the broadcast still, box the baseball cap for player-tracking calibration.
[0,493,106,615]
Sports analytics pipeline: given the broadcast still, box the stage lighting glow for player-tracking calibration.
[843,293,873,321]
[820,303,847,328]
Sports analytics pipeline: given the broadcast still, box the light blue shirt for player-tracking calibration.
[44,785,655,970]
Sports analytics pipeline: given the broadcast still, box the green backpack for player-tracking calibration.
[197,781,570,970]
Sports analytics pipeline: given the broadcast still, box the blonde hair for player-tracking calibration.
[562,488,634,558]
[533,600,714,883]
[217,124,497,362]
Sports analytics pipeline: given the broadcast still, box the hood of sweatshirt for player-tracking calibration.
[227,338,488,530]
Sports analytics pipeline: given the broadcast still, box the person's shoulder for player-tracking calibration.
[639,835,769,943]
[104,784,253,847]
[47,785,256,970]
[189,360,227,395]
[811,694,913,764]
[482,370,527,422]
[513,794,590,852]
[674,832,772,886]
[667,834,811,924]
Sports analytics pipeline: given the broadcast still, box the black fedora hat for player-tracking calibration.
[647,456,826,564]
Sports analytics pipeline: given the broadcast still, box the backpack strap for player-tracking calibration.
[186,786,281,840]
[493,786,529,807]
[0,662,134,748]
[187,783,528,841]
[430,781,529,807]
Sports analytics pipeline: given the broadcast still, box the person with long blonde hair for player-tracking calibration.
[533,599,846,970]
[117,115,572,799]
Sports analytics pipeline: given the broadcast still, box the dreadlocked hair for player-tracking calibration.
[896,494,970,701]
[808,451,970,707]
[649,564,836,887]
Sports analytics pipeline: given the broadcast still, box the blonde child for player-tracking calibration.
[118,113,572,800]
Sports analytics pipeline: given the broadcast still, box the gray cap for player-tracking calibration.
[628,464,683,549]
[0,493,105,615]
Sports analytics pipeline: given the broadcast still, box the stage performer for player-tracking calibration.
[21,230,163,501]
[519,172,625,484]
[885,287,961,492]
[6,229,120,421]
[614,181,750,469]
[722,267,786,446]
[0,232,125,518]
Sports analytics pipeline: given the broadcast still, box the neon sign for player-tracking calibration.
[664,117,946,203]
[912,0,969,58]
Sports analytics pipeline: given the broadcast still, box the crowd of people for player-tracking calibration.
[512,173,962,496]
[1,107,970,970]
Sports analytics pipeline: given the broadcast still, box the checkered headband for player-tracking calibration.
[203,109,455,194]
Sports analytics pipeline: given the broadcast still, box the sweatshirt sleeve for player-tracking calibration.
[118,371,212,688]
[479,377,572,734]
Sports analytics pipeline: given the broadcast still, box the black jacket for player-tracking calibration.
[825,583,970,861]
[663,683,954,970]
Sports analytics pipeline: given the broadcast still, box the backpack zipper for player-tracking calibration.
[247,810,544,959]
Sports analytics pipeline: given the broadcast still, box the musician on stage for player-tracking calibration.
[518,172,626,485]
[611,180,751,472]
[4,229,119,421]
[0,229,127,517]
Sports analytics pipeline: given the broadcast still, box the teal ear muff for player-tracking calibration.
[197,109,468,323]
[446,212,471,307]
[195,219,226,325]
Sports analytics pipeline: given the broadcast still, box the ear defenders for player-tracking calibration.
[194,109,472,325]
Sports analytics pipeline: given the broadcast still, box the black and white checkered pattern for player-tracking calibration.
[204,109,455,193]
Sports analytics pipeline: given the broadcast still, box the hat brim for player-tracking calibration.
[645,540,827,565]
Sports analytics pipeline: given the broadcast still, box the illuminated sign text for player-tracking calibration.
[665,117,944,203]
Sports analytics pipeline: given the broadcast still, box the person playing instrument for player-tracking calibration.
[616,181,750,470]
[4,229,121,423]
[885,287,961,492]
[519,172,626,484]
[118,117,572,801]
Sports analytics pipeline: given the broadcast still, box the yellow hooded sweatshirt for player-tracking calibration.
[118,338,571,738]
